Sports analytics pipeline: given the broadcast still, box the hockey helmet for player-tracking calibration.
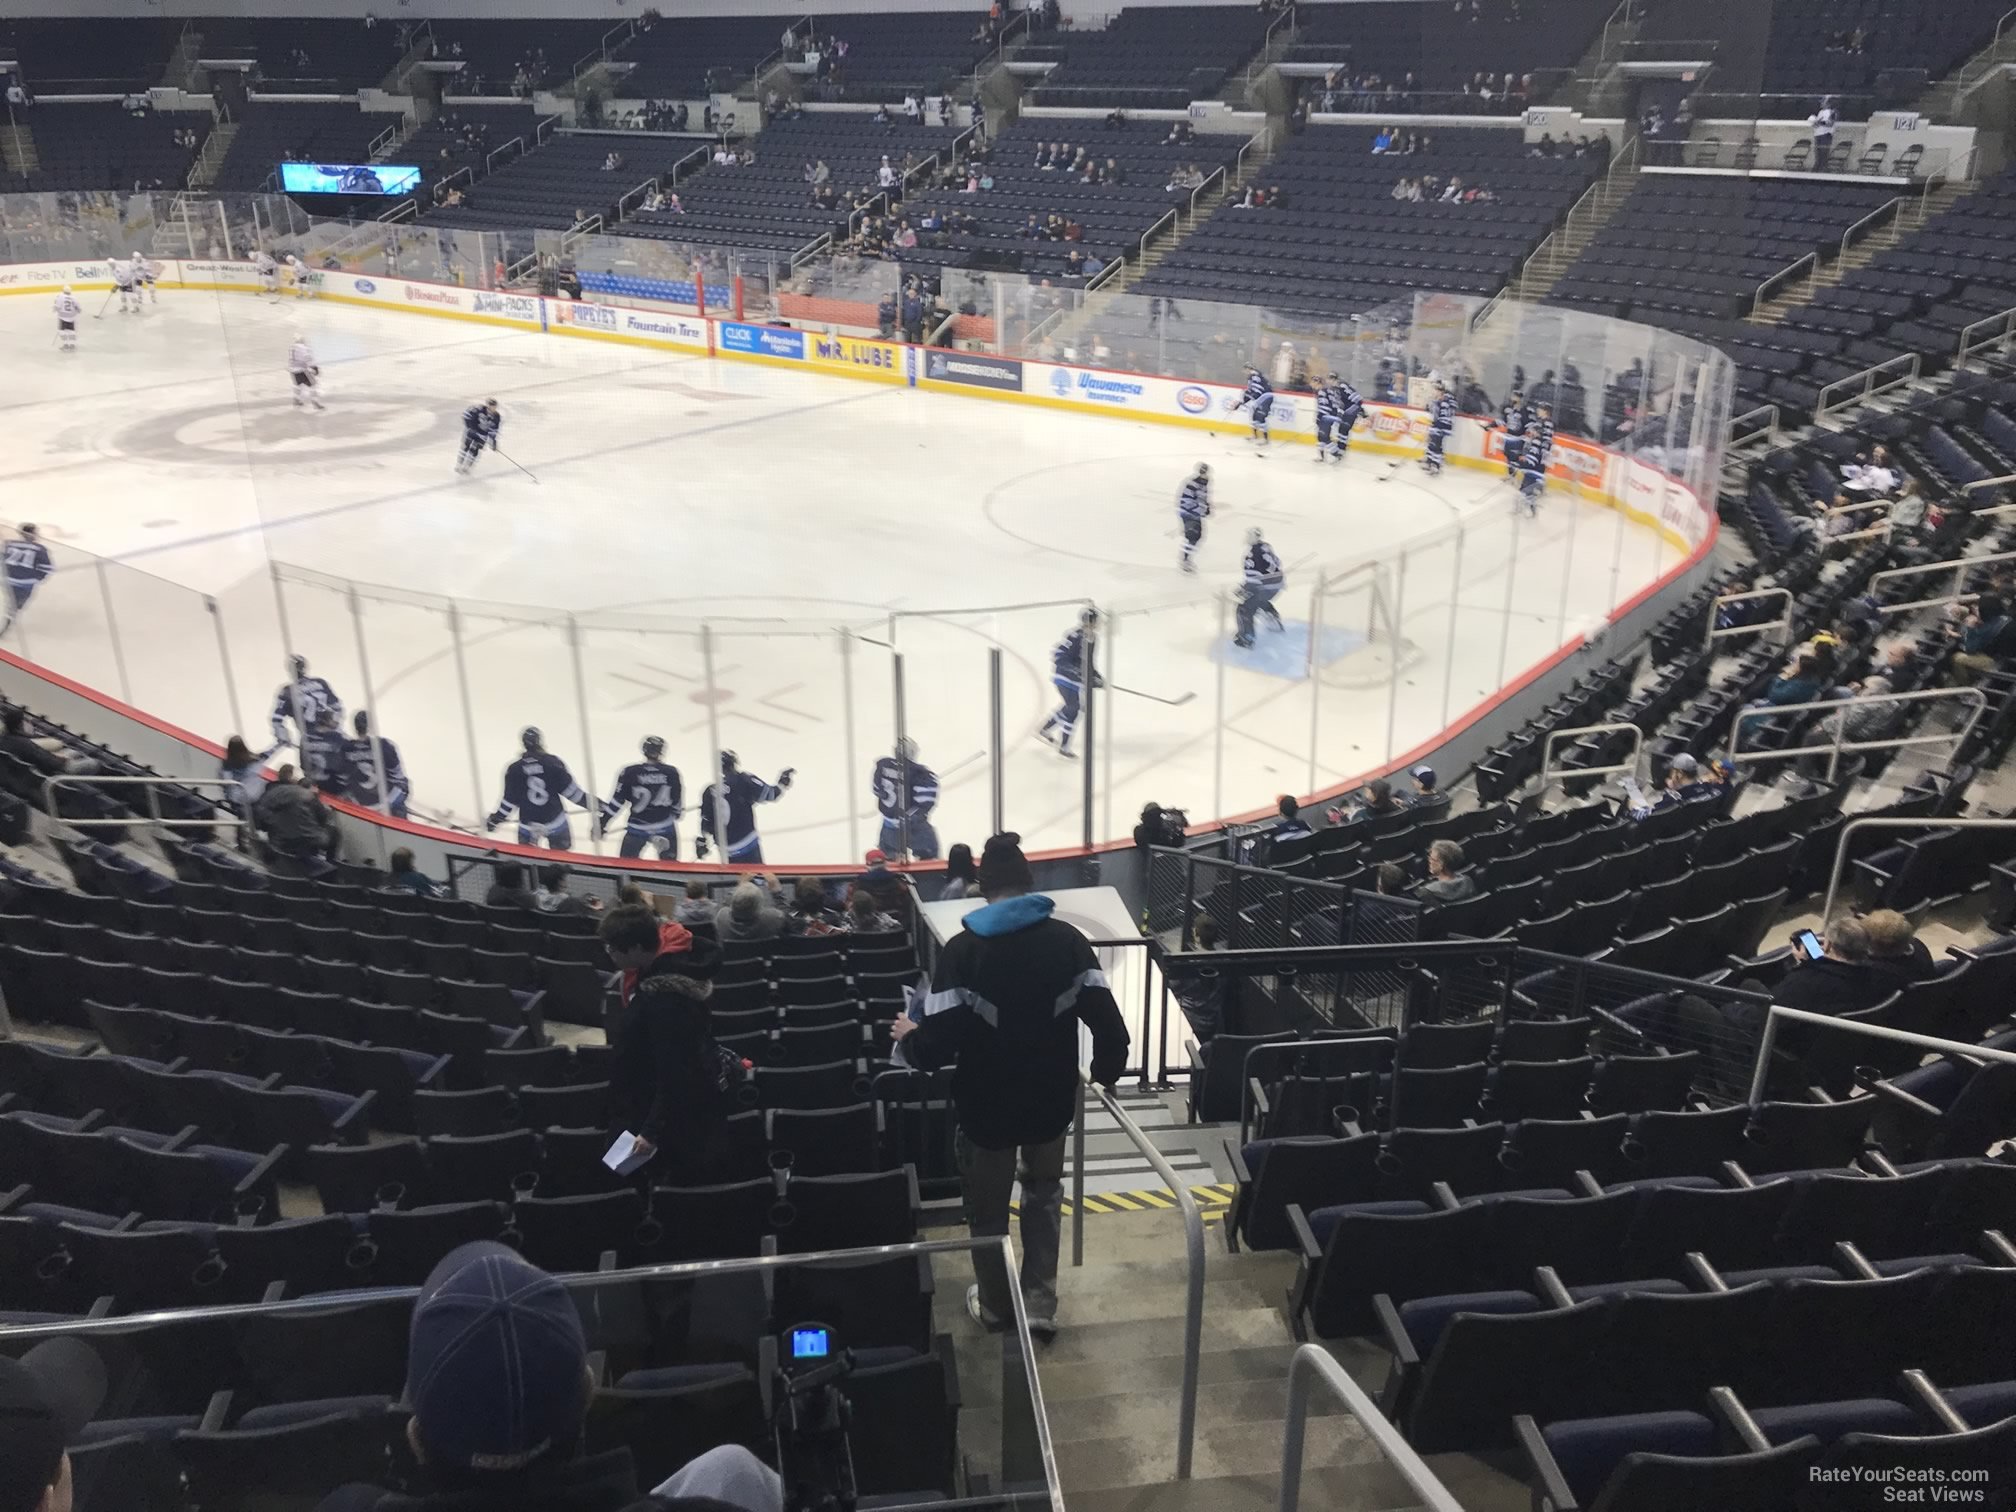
[719,749,740,774]
[485,398,500,411]
[289,654,308,678]
[60,285,71,295]
[1327,371,1339,382]
[293,332,306,343]
[1080,606,1099,626]
[1246,526,1264,545]
[18,524,36,540]
[521,726,543,752]
[641,735,666,759]
[354,710,372,736]
[1195,463,1210,480]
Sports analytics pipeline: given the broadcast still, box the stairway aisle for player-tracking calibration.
[935,1205,1527,1510]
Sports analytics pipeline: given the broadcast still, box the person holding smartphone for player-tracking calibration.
[1769,918,1894,1018]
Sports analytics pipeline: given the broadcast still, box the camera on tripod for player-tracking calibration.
[773,1322,856,1512]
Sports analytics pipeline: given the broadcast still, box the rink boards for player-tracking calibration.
[0,255,1716,559]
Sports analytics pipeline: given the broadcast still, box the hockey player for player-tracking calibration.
[1233,528,1286,648]
[270,655,343,749]
[1231,365,1275,447]
[1421,382,1455,476]
[112,255,140,315]
[1519,401,1555,516]
[456,399,501,475]
[342,709,409,817]
[288,333,325,411]
[53,286,81,352]
[487,726,593,849]
[697,750,793,864]
[0,525,52,635]
[1499,387,1531,480]
[255,250,280,298]
[135,253,158,305]
[1313,372,1363,463]
[872,736,940,860]
[1036,608,1099,759]
[1176,463,1210,573]
[600,735,683,859]
[284,253,313,299]
[300,707,349,795]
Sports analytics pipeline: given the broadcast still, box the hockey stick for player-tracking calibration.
[92,288,115,319]
[496,448,540,484]
[1107,683,1197,707]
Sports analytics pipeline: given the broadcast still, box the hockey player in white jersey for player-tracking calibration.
[288,334,324,410]
[256,250,279,297]
[284,253,313,299]
[112,255,139,314]
[134,254,158,304]
[53,286,81,351]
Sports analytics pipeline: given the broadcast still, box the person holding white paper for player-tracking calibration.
[598,907,732,1184]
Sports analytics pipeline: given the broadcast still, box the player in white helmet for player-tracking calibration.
[287,333,324,410]
[284,252,313,300]
[255,248,279,297]
[112,254,139,314]
[53,285,81,351]
[134,252,158,305]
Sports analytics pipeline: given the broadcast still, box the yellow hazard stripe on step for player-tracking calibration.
[1011,1183,1235,1219]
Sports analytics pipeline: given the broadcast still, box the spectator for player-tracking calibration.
[903,93,922,123]
[1083,251,1106,279]
[1171,913,1230,1040]
[533,862,601,917]
[1372,126,1395,153]
[1842,446,1897,499]
[1405,765,1441,806]
[673,879,717,926]
[597,907,735,1183]
[1104,157,1124,185]
[890,833,1129,1339]
[1771,919,1893,1016]
[314,1240,782,1511]
[0,1338,109,1512]
[939,842,980,900]
[600,150,622,172]
[1415,839,1476,902]
[1391,177,1412,200]
[384,846,441,898]
[0,706,89,779]
[1331,777,1400,825]
[1863,908,1938,988]
[254,766,338,872]
[715,881,784,943]
[484,860,538,912]
[785,877,844,935]
[852,848,911,918]
[1255,794,1312,861]
[1951,595,2013,684]
[846,891,902,933]
[1763,653,1827,706]
[219,734,269,810]
[1628,752,1719,816]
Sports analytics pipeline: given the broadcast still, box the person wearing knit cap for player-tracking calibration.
[312,1241,772,1511]
[890,832,1130,1339]
[597,905,730,1183]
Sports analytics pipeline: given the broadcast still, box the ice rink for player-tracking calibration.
[1,287,1688,863]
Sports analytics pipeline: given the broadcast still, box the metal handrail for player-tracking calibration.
[1234,122,1275,183]
[669,145,709,184]
[1747,1001,2016,1107]
[1071,1070,1202,1481]
[1085,253,1123,292]
[1836,196,1903,263]
[1727,686,1988,784]
[42,774,245,831]
[1817,815,2016,935]
[365,120,399,162]
[377,197,418,225]
[1540,720,1644,787]
[1185,165,1225,222]
[1751,250,1817,315]
[1953,2,2016,96]
[1137,206,1175,263]
[1957,303,2016,369]
[615,174,659,220]
[1966,471,2016,496]
[790,231,831,270]
[1243,2,1297,87]
[1705,586,1794,649]
[1728,402,1779,448]
[1280,1346,1463,1512]
[1594,0,1642,70]
[485,134,525,174]
[1815,351,1921,422]
[1868,546,2016,614]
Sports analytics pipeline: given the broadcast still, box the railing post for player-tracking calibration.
[446,605,487,828]
[841,628,862,862]
[206,595,245,743]
[94,560,132,706]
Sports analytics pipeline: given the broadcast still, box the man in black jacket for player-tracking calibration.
[598,907,729,1184]
[891,833,1130,1339]
[1771,919,1894,1017]
[313,1242,771,1511]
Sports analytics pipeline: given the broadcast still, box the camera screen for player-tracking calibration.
[791,1327,831,1361]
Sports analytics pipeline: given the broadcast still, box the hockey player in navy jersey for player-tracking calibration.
[599,735,683,859]
[1234,529,1286,648]
[1231,365,1275,447]
[270,655,343,749]
[1037,608,1100,758]
[1422,382,1455,476]
[1176,463,1211,573]
[1313,373,1363,463]
[1,525,53,635]
[872,737,940,859]
[1519,401,1555,516]
[300,707,349,795]
[455,399,501,476]
[1499,387,1531,480]
[342,710,409,817]
[486,726,593,849]
[696,750,793,864]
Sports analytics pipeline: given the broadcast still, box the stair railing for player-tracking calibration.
[1949,3,2016,102]
[1280,1346,1463,1512]
[1957,304,2016,369]
[1072,1069,1203,1481]
[1814,351,1920,423]
[1727,402,1779,449]
[42,775,246,834]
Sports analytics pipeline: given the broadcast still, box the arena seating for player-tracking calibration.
[617,14,799,101]
[1135,126,1602,317]
[1284,0,1610,109]
[626,113,960,253]
[421,132,658,231]
[1020,5,1272,109]
[208,102,404,194]
[897,117,1234,280]
[797,9,997,101]
[0,17,178,93]
[3,102,207,194]
[188,16,406,93]
[423,18,613,99]
[397,102,545,201]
